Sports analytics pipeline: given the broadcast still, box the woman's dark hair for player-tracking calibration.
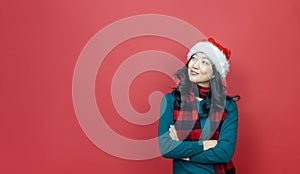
[173,58,240,113]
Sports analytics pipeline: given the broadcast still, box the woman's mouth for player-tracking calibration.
[190,70,199,76]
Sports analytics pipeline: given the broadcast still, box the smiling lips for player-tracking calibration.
[190,70,199,76]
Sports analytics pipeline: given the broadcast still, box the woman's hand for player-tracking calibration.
[169,125,179,141]
[169,125,217,151]
[203,140,218,151]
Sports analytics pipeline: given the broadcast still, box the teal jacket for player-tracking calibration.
[158,93,238,174]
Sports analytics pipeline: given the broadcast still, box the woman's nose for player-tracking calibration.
[192,61,200,69]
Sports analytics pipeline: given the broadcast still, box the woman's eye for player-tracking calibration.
[202,60,208,65]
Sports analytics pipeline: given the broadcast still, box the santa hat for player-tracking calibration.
[187,38,231,79]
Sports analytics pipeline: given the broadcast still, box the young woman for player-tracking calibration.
[158,38,239,174]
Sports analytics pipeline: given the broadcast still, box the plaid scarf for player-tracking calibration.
[173,84,235,174]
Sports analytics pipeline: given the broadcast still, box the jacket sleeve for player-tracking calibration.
[158,93,204,159]
[189,99,238,164]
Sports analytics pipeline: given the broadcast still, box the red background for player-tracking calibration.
[1,0,300,173]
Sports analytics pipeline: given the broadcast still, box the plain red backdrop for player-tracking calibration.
[1,0,300,173]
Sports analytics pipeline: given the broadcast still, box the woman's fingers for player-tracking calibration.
[169,127,176,140]
[169,128,175,140]
[209,140,217,148]
[170,125,177,140]
[181,157,189,161]
[169,125,179,141]
[203,140,218,150]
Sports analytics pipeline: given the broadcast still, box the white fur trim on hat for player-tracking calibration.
[187,41,229,79]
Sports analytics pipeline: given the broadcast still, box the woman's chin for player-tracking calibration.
[189,77,199,83]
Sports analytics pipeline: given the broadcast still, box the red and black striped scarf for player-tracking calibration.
[173,84,235,174]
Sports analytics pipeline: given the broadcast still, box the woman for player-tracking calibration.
[158,38,239,174]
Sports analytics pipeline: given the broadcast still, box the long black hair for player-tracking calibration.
[173,58,240,113]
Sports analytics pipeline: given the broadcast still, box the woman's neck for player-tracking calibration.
[197,82,210,87]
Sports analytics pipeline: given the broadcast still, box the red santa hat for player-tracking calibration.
[187,38,231,79]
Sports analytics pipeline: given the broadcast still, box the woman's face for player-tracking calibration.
[188,52,214,87]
